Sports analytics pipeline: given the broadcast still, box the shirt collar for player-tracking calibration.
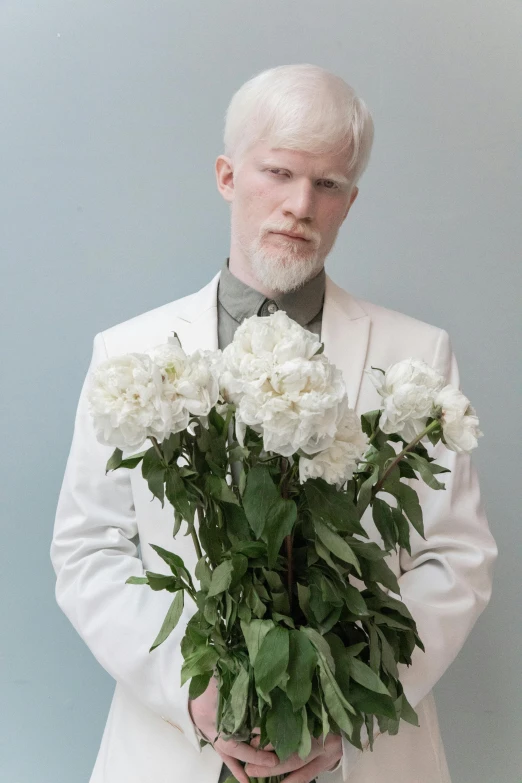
[218,258,325,327]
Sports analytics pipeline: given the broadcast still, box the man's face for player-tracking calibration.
[216,139,359,293]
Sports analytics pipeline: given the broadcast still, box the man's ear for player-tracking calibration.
[342,186,359,221]
[215,155,235,204]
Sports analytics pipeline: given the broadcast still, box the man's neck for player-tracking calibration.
[227,252,279,298]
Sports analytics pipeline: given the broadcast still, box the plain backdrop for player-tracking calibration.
[1,2,520,781]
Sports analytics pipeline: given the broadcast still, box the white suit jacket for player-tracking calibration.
[50,271,498,783]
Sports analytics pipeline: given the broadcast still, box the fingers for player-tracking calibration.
[245,733,342,779]
[217,752,250,783]
[246,748,317,777]
[249,734,275,751]
[214,737,279,767]
[280,747,343,783]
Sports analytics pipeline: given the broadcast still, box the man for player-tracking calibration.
[50,64,498,783]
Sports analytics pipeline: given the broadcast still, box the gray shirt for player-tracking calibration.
[217,257,325,349]
[216,257,325,782]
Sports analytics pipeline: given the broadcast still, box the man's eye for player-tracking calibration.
[321,180,338,190]
[269,168,286,176]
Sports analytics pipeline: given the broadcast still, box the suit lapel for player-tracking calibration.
[171,272,220,354]
[321,275,371,413]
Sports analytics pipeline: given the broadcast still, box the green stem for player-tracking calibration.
[280,458,293,612]
[191,505,204,561]
[149,436,165,463]
[372,419,440,496]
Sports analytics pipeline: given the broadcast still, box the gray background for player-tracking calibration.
[1,1,520,781]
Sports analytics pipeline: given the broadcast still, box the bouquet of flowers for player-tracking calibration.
[87,311,482,782]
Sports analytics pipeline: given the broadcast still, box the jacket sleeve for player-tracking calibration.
[341,328,499,779]
[50,331,201,752]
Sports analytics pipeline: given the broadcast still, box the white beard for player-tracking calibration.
[247,233,325,293]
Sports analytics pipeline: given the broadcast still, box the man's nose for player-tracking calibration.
[281,179,316,222]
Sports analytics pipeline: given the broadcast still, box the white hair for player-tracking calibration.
[223,63,375,190]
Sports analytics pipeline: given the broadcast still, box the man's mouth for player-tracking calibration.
[272,231,309,241]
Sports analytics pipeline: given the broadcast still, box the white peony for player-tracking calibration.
[87,353,168,449]
[146,335,221,426]
[173,349,220,417]
[88,334,223,451]
[299,407,369,486]
[221,311,348,457]
[366,358,445,441]
[145,335,191,435]
[434,385,483,453]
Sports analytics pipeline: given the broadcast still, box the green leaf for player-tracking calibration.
[372,498,399,551]
[263,498,297,568]
[189,671,212,700]
[375,626,399,678]
[349,657,391,696]
[304,479,368,537]
[339,582,368,616]
[229,665,250,733]
[146,464,166,506]
[297,583,312,621]
[230,554,248,586]
[207,560,234,597]
[314,521,362,576]
[406,452,446,490]
[300,627,335,671]
[286,631,317,711]
[243,465,279,538]
[398,483,425,539]
[149,544,192,585]
[125,575,148,585]
[203,596,219,625]
[205,474,240,505]
[372,611,411,631]
[398,690,419,726]
[246,585,267,618]
[141,445,163,478]
[161,432,180,464]
[318,659,354,734]
[390,505,411,556]
[106,448,123,473]
[240,619,274,666]
[149,591,184,652]
[231,541,266,558]
[349,680,398,719]
[195,557,212,590]
[180,646,219,687]
[165,467,193,523]
[266,688,302,762]
[360,409,381,438]
[254,626,290,695]
[222,504,251,544]
[365,556,401,594]
[145,571,179,591]
[315,538,343,575]
[297,706,312,760]
[357,463,380,516]
[119,450,147,469]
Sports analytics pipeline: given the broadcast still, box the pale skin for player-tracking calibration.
[189,140,360,782]
[215,139,359,297]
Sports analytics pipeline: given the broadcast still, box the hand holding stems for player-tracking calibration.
[246,733,342,782]
[189,676,277,783]
[189,677,343,783]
